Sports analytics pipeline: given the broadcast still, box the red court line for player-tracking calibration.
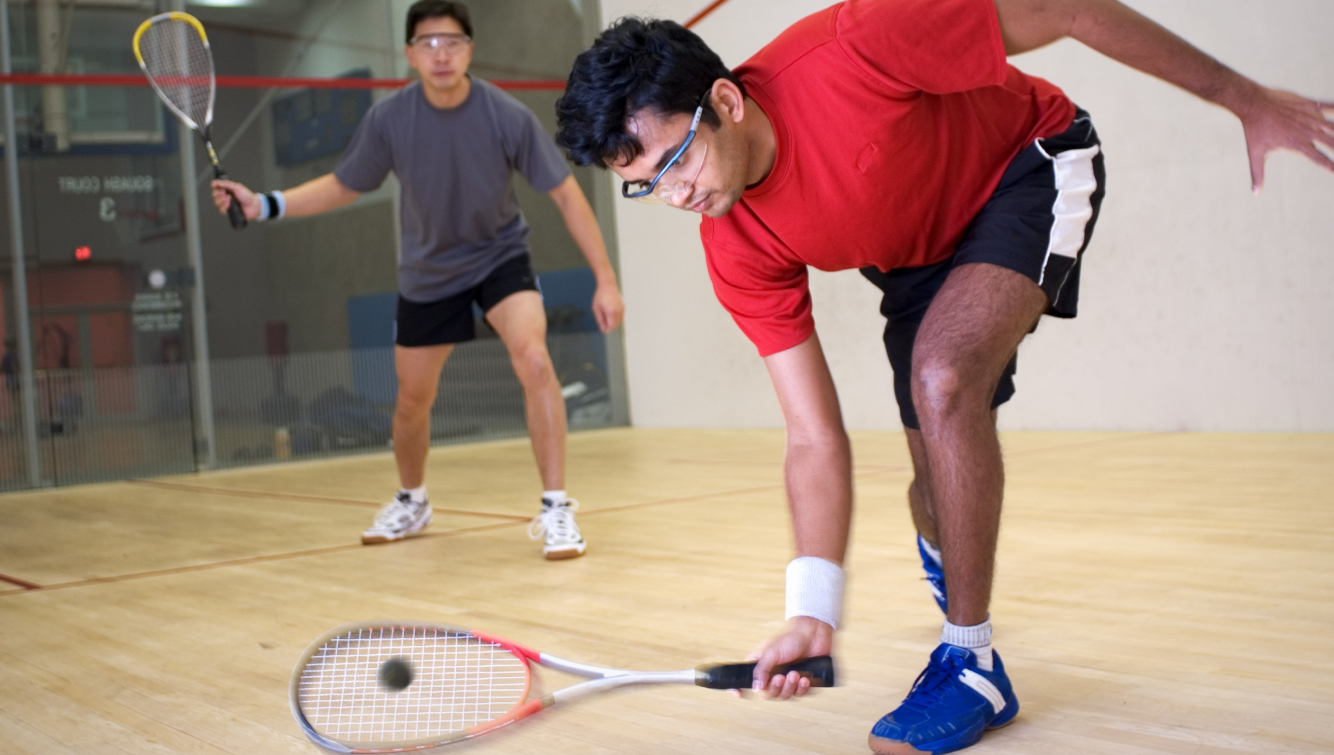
[0,573,41,590]
[0,519,526,597]
[684,0,734,28]
[0,480,813,596]
[126,478,530,520]
[0,72,564,91]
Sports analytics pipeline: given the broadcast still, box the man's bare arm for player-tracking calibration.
[210,173,360,220]
[765,334,853,567]
[548,175,625,333]
[993,0,1334,190]
[741,334,849,700]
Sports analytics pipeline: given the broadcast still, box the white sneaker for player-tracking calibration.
[528,498,586,560]
[362,493,433,544]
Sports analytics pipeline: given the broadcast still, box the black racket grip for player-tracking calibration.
[212,165,248,229]
[226,194,247,229]
[695,655,835,690]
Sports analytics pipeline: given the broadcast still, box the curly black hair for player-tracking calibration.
[555,17,745,167]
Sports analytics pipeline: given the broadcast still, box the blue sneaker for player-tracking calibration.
[868,644,1019,755]
[917,535,948,614]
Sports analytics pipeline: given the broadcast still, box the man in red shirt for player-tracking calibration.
[556,1,1332,752]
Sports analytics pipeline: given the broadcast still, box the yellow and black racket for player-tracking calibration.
[133,11,246,228]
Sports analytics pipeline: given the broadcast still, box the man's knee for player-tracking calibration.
[395,377,438,415]
[509,340,555,387]
[911,354,992,421]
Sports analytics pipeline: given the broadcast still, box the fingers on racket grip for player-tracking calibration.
[227,196,248,228]
[695,655,836,689]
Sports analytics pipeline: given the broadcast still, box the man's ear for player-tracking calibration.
[710,78,747,124]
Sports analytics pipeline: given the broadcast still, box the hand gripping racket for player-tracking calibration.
[132,11,246,229]
[291,620,836,753]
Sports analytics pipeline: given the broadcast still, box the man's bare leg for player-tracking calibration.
[393,343,454,489]
[485,290,565,491]
[906,408,997,550]
[361,343,453,544]
[909,263,1047,628]
[485,291,586,559]
[905,429,938,546]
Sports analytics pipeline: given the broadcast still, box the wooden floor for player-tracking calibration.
[1,428,1331,754]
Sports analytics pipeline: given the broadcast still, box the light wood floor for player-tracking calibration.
[1,429,1331,754]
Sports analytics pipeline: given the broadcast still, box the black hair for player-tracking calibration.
[555,17,745,167]
[406,0,472,43]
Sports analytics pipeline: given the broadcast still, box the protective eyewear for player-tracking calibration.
[622,91,711,202]
[409,33,472,54]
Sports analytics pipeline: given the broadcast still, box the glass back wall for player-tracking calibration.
[0,0,622,490]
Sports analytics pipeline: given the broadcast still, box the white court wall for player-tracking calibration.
[600,0,1334,432]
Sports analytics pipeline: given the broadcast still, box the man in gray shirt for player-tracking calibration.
[212,0,623,560]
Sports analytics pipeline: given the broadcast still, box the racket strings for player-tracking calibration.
[137,20,213,129]
[298,626,530,744]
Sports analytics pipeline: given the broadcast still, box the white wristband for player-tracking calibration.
[785,556,844,629]
[256,190,286,221]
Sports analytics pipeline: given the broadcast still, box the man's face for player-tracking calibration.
[613,104,749,218]
[405,16,473,93]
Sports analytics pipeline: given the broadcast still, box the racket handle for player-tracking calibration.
[694,655,835,690]
[211,163,248,230]
[226,193,248,228]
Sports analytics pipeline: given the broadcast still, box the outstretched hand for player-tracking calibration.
[1237,86,1334,193]
[210,178,261,220]
[731,616,834,701]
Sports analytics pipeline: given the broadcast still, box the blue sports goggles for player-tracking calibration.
[621,91,711,200]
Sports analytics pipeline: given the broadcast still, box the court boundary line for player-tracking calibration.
[125,479,530,520]
[0,432,1171,598]
[0,482,819,597]
[0,72,564,90]
[684,0,733,28]
[0,573,40,590]
[0,520,525,596]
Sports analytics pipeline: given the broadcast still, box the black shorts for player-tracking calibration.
[861,109,1106,429]
[395,253,539,347]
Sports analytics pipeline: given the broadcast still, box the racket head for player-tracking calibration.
[132,12,214,132]
[290,621,538,753]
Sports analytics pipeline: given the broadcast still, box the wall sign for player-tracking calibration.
[57,175,156,194]
[132,291,184,332]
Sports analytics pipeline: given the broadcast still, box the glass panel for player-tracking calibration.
[3,120,198,486]
[0,0,622,489]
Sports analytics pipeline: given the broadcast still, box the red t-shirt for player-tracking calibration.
[702,0,1076,356]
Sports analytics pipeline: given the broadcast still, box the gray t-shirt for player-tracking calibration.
[335,78,572,302]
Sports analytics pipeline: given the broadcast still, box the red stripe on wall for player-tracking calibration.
[684,0,734,28]
[0,73,564,91]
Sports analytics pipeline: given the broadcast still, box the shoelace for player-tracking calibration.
[528,499,581,541]
[372,496,418,528]
[899,651,967,712]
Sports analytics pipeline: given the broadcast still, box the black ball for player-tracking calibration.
[378,657,413,692]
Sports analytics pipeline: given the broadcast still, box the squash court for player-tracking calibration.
[2,428,1331,754]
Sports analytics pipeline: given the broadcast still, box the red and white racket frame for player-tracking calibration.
[290,621,700,754]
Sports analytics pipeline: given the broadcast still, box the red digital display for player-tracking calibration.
[74,245,91,261]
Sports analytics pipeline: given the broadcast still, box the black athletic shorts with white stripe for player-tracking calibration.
[861,108,1106,430]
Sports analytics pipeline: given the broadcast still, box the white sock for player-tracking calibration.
[942,617,994,672]
[543,489,567,505]
[919,535,942,565]
[401,486,427,504]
